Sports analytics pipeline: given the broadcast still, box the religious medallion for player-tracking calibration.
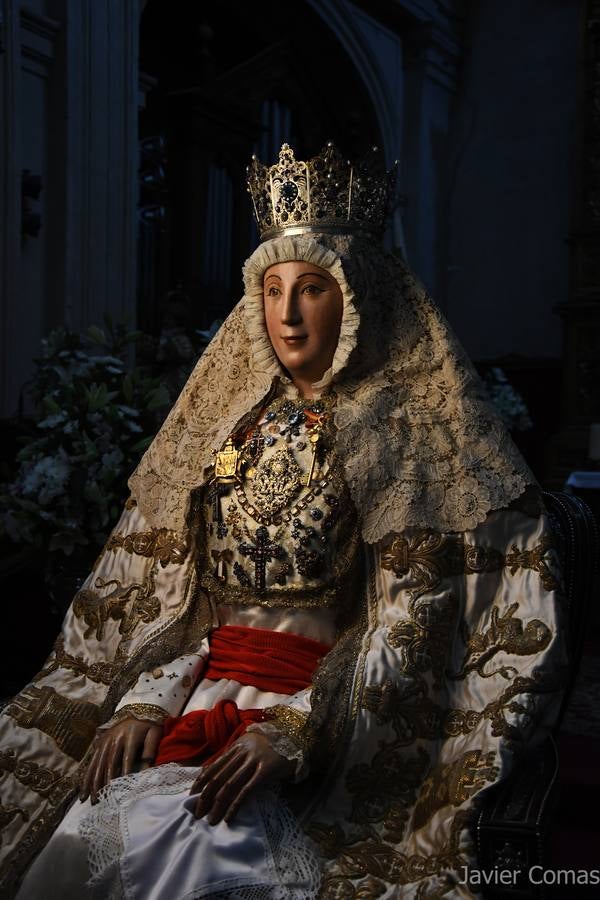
[250,445,303,517]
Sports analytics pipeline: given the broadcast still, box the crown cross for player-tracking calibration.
[247,142,397,242]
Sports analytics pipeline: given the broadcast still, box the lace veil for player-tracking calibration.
[128,232,535,543]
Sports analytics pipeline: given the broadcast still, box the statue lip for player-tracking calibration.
[281,335,308,343]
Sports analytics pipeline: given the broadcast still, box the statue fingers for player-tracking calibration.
[189,743,242,796]
[205,761,258,826]
[90,738,112,804]
[222,768,263,826]
[79,745,101,802]
[193,754,252,820]
[107,733,126,782]
[141,724,163,767]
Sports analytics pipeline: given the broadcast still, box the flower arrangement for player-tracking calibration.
[0,317,171,580]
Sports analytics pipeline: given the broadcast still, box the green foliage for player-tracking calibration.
[0,314,172,570]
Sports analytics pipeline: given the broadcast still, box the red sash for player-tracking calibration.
[155,624,331,767]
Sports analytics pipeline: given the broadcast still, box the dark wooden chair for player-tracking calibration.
[474,491,600,899]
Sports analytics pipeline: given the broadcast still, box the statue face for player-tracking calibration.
[263,260,343,395]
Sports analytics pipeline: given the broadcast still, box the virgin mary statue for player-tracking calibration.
[0,143,566,899]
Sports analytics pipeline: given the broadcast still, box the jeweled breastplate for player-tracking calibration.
[199,391,361,611]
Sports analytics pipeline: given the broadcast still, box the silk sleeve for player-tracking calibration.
[245,687,313,782]
[368,499,567,895]
[100,640,210,728]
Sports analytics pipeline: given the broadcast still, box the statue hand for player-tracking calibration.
[79,718,163,804]
[189,732,295,826]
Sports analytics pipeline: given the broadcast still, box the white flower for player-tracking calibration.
[21,448,71,505]
[101,448,124,472]
[38,412,68,429]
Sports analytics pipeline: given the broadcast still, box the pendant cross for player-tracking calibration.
[238,526,284,591]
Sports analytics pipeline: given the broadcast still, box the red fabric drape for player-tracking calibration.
[155,699,267,766]
[155,624,331,767]
[203,624,331,693]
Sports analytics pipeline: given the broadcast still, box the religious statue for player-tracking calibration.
[0,143,566,899]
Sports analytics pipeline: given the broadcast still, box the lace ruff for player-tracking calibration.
[128,233,535,541]
[78,763,321,900]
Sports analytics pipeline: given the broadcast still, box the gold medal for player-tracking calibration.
[212,438,242,484]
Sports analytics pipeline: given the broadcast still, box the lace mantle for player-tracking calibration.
[128,233,535,542]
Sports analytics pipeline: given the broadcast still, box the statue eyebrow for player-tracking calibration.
[264,271,329,282]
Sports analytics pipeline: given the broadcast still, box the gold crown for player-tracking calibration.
[247,142,397,242]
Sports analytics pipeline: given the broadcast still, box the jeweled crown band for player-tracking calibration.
[247,142,397,242]
[259,223,378,241]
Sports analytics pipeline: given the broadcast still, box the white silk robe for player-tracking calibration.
[1,487,566,900]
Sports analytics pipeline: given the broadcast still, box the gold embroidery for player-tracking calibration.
[106,528,189,566]
[1,550,207,894]
[110,704,169,725]
[0,749,68,803]
[479,670,562,741]
[0,779,75,896]
[442,708,483,738]
[264,705,310,749]
[320,874,388,900]
[303,549,368,768]
[347,743,430,842]
[361,677,443,745]
[353,673,437,844]
[381,529,560,598]
[73,567,161,642]
[200,569,339,609]
[380,530,503,600]
[32,635,115,685]
[5,686,102,761]
[442,669,563,742]
[387,593,458,688]
[449,602,552,680]
[0,802,29,829]
[505,534,559,591]
[412,749,499,830]
[309,810,470,897]
[101,563,214,716]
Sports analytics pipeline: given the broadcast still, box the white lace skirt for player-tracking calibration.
[16,764,321,900]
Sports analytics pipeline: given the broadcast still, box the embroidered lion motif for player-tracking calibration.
[449,602,552,680]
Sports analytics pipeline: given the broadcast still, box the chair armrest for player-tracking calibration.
[473,736,559,899]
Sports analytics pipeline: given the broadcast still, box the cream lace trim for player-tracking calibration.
[78,763,321,900]
[128,233,534,541]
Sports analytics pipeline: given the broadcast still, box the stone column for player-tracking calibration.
[51,0,142,332]
[0,0,142,416]
[0,0,22,415]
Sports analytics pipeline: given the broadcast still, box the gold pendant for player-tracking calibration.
[251,445,303,517]
[213,438,241,484]
[305,429,321,486]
